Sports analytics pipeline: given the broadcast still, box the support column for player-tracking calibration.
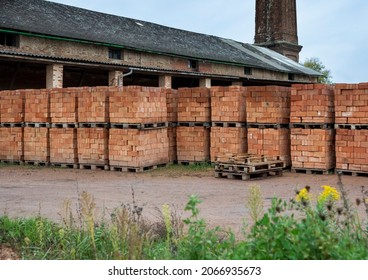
[46,64,63,89]
[199,78,211,88]
[159,75,172,89]
[109,70,124,86]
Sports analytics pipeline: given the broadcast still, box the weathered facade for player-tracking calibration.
[0,0,320,90]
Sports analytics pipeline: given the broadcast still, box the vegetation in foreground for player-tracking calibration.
[1,177,368,260]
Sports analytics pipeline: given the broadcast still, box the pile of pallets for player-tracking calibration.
[214,154,285,181]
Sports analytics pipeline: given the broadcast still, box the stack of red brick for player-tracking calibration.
[335,83,368,172]
[210,86,247,161]
[0,90,24,123]
[109,86,167,124]
[78,87,109,123]
[24,89,50,124]
[50,88,78,124]
[0,127,23,162]
[246,86,291,166]
[109,129,169,169]
[177,87,211,123]
[166,89,178,163]
[0,90,24,162]
[108,86,169,169]
[177,88,211,162]
[290,84,334,124]
[290,84,335,171]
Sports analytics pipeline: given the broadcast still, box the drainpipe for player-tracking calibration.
[118,69,133,86]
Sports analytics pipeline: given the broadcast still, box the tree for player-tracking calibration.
[303,57,333,84]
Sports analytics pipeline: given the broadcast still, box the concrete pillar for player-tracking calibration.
[232,81,243,86]
[46,64,63,89]
[199,78,211,88]
[159,75,172,89]
[109,70,123,86]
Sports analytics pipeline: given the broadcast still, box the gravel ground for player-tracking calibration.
[1,164,368,236]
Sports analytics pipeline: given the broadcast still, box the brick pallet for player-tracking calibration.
[77,128,109,167]
[0,127,23,162]
[50,88,78,123]
[168,127,177,163]
[176,126,210,162]
[109,128,169,168]
[177,87,211,123]
[23,127,49,163]
[24,89,50,123]
[109,86,167,124]
[0,90,24,123]
[210,127,247,162]
[291,84,334,124]
[78,87,109,123]
[248,127,291,167]
[50,128,78,165]
[166,89,178,123]
[247,86,290,124]
[335,128,368,173]
[290,128,335,171]
[210,86,246,122]
[215,154,284,181]
[335,83,368,124]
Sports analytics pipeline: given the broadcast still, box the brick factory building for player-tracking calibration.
[3,0,367,177]
[0,0,320,90]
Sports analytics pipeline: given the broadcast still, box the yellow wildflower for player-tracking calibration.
[296,187,311,203]
[318,185,340,204]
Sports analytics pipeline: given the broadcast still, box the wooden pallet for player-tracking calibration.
[291,168,334,175]
[215,170,283,181]
[110,163,168,173]
[214,153,284,180]
[336,169,368,177]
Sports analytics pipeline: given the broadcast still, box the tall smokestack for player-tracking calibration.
[255,0,302,62]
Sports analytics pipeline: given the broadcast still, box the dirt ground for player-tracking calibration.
[1,164,368,237]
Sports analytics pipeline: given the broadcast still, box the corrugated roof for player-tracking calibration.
[0,0,321,76]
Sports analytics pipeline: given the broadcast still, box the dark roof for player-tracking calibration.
[0,0,320,76]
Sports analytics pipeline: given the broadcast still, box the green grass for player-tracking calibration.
[149,162,213,177]
[1,183,368,260]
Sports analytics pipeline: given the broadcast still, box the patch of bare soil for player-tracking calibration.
[0,244,20,260]
[0,164,368,236]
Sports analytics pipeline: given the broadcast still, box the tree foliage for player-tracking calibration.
[303,57,333,84]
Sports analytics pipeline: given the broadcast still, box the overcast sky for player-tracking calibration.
[49,0,368,83]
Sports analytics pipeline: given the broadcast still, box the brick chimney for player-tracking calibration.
[254,0,302,62]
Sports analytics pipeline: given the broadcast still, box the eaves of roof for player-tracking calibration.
[0,0,321,77]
